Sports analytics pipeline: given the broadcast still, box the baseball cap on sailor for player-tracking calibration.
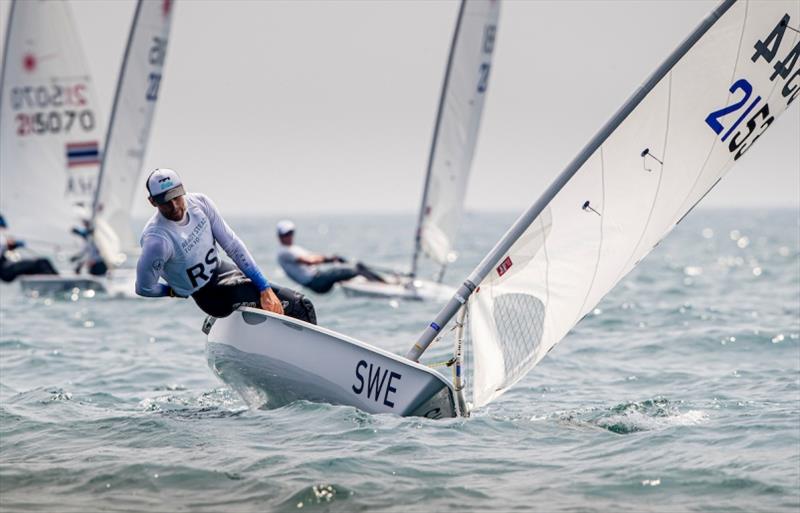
[276,220,295,236]
[146,168,186,205]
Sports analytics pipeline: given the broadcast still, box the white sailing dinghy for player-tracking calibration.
[340,0,500,301]
[205,310,461,418]
[207,0,798,417]
[17,0,174,298]
[0,0,105,285]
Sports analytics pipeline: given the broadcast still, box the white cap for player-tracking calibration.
[276,219,295,236]
[146,168,185,205]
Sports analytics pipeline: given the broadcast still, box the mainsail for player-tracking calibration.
[410,0,500,278]
[92,0,174,266]
[407,0,799,409]
[0,0,104,251]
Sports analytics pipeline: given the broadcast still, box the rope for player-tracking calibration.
[427,357,457,369]
[424,322,461,349]
[422,320,465,368]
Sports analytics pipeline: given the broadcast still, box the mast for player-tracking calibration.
[90,0,143,226]
[436,262,447,283]
[410,0,466,279]
[406,0,737,361]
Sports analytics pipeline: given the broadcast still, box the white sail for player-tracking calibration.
[0,0,104,251]
[413,0,500,271]
[92,0,174,266]
[467,0,799,408]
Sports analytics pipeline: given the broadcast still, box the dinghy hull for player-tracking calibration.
[18,268,138,299]
[339,276,454,301]
[19,275,107,296]
[205,308,458,418]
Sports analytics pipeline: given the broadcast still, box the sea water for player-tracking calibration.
[1,209,798,512]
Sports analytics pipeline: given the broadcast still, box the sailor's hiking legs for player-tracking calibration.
[192,261,316,323]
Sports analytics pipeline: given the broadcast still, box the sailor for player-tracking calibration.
[70,220,108,276]
[0,214,59,282]
[276,220,385,294]
[135,169,316,322]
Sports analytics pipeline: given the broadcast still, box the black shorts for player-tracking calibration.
[88,260,108,276]
[306,266,359,294]
[0,255,58,283]
[191,261,316,323]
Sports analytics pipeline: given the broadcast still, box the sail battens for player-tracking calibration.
[612,76,673,290]
[672,3,749,226]
[574,147,608,326]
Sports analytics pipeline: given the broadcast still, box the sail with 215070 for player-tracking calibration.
[406,0,800,410]
[0,0,105,253]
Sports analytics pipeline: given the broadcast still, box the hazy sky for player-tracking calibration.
[2,0,798,217]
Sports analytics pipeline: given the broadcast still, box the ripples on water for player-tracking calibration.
[1,209,798,512]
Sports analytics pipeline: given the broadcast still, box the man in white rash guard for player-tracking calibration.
[135,169,316,323]
[276,220,385,294]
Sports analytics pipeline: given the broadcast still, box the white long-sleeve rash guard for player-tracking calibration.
[135,193,269,298]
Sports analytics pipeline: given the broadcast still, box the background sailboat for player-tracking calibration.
[340,0,500,300]
[207,0,799,417]
[16,0,174,298]
[92,0,173,270]
[0,0,105,257]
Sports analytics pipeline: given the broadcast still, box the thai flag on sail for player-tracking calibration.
[66,141,100,167]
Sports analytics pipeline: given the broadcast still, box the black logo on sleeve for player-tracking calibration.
[152,258,164,272]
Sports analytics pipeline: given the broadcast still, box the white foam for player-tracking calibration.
[597,409,707,432]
